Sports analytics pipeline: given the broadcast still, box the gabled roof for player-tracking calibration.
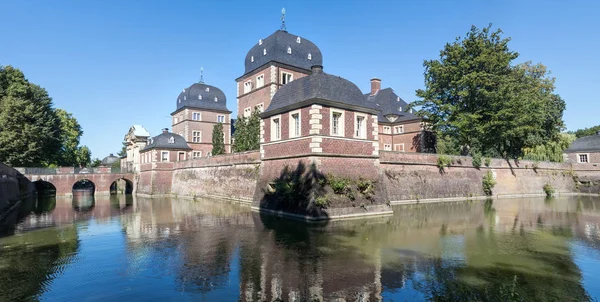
[141,132,192,151]
[364,88,420,124]
[565,133,600,153]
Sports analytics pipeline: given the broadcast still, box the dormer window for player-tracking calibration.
[296,37,301,43]
[308,53,312,60]
[397,97,400,102]
[178,98,181,103]
[182,88,186,92]
[259,39,262,45]
[214,97,218,102]
[183,95,186,100]
[287,47,292,54]
[168,137,175,144]
[251,56,254,62]
[399,106,402,112]
[205,87,210,92]
[198,94,202,100]
[263,48,267,55]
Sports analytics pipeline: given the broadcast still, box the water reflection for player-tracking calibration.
[0,196,599,301]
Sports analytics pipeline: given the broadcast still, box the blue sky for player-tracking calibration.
[1,0,598,159]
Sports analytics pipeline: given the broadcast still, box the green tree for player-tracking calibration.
[117,142,127,157]
[412,25,565,160]
[522,133,575,162]
[54,108,84,166]
[212,123,225,155]
[76,146,91,167]
[569,125,600,138]
[232,108,261,152]
[90,158,101,167]
[0,66,62,166]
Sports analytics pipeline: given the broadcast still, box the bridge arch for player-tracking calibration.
[72,179,95,212]
[33,180,56,197]
[109,178,133,195]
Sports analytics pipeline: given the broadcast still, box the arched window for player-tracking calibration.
[205,87,210,92]
[198,94,202,100]
[296,37,301,43]
[183,95,186,100]
[214,97,218,102]
[308,53,312,60]
[263,48,267,55]
[178,98,181,103]
[251,56,254,62]
[259,39,262,45]
[287,47,292,54]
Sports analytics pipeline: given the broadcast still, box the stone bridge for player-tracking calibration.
[16,167,135,196]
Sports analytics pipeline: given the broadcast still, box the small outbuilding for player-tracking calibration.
[100,154,120,167]
[140,128,192,163]
[564,131,600,164]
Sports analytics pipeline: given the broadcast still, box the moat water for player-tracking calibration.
[1,195,600,301]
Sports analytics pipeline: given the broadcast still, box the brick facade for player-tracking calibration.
[378,119,422,152]
[172,109,231,155]
[566,152,600,164]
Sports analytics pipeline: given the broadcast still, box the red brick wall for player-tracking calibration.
[321,138,373,156]
[318,157,379,179]
[301,107,310,136]
[263,138,312,158]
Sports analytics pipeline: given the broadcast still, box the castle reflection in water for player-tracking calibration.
[4,195,600,301]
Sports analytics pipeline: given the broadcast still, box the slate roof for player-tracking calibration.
[175,83,230,113]
[243,30,323,76]
[565,133,600,153]
[263,66,377,116]
[364,88,420,124]
[100,154,119,166]
[141,132,192,151]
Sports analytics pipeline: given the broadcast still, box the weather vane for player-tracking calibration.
[280,8,287,31]
[200,67,204,83]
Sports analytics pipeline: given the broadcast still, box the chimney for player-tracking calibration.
[162,128,169,134]
[370,78,381,96]
[109,153,113,157]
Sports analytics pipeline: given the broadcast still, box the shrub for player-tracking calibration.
[357,178,375,196]
[472,153,482,168]
[314,196,329,208]
[329,175,350,194]
[484,157,491,167]
[437,155,452,170]
[482,171,496,196]
[543,184,555,197]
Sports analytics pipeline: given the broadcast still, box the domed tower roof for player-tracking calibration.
[263,66,377,117]
[243,30,323,76]
[142,129,192,151]
[174,82,230,114]
[100,154,119,166]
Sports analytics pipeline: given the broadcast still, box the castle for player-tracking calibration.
[123,17,428,171]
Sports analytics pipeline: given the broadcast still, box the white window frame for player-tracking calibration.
[192,131,201,143]
[243,107,251,118]
[244,80,252,93]
[394,144,405,152]
[174,117,179,124]
[382,126,391,134]
[354,112,367,139]
[161,151,169,162]
[296,37,301,43]
[256,103,264,113]
[192,112,201,121]
[384,144,392,151]
[271,115,281,141]
[578,153,590,163]
[251,56,254,62]
[217,115,225,123]
[308,53,312,60]
[394,125,404,134]
[281,72,293,85]
[330,109,345,137]
[177,151,186,161]
[256,74,264,88]
[289,110,301,138]
[193,151,202,159]
[168,137,175,144]
[287,46,292,54]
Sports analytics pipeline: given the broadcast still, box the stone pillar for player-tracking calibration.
[309,104,323,153]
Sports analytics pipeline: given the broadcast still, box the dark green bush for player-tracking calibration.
[482,171,496,196]
[472,153,482,168]
[543,183,555,197]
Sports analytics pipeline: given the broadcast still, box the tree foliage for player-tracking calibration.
[0,65,90,167]
[117,141,127,157]
[412,25,565,160]
[522,133,575,162]
[0,66,62,166]
[569,125,600,138]
[211,122,225,155]
[232,108,260,152]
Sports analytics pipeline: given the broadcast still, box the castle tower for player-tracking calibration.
[171,80,232,157]
[236,19,323,118]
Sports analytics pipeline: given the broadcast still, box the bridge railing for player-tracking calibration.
[16,166,134,175]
